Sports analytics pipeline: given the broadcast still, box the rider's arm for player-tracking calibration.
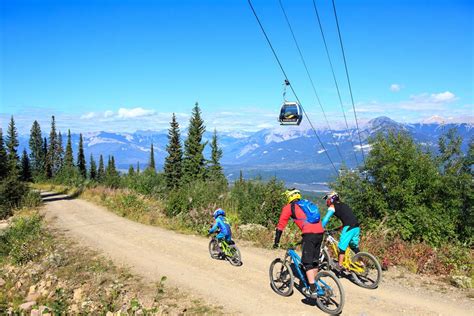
[209,221,218,233]
[322,205,335,228]
[274,205,291,247]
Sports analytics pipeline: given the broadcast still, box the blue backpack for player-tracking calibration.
[291,199,321,224]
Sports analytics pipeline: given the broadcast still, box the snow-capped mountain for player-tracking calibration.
[17,116,473,185]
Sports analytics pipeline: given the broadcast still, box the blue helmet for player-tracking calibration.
[213,208,226,219]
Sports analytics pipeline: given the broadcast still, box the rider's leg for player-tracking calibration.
[216,233,225,256]
[338,226,353,267]
[302,233,323,294]
[348,227,361,254]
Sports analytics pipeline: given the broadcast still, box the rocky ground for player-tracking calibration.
[0,216,222,315]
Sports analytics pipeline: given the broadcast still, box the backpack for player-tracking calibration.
[291,199,321,224]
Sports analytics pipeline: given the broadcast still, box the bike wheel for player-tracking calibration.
[208,238,220,259]
[227,245,242,266]
[314,270,345,315]
[269,258,294,297]
[350,252,382,289]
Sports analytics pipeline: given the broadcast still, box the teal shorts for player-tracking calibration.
[338,226,360,252]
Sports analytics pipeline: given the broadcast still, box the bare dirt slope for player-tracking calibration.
[41,193,473,315]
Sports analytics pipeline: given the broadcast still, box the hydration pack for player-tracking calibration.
[291,199,321,224]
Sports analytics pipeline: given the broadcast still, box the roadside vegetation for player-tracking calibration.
[2,102,473,290]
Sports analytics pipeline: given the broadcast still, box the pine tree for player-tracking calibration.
[29,120,44,176]
[43,137,52,178]
[20,149,32,182]
[148,143,156,171]
[97,154,105,181]
[164,113,183,189]
[207,129,225,181]
[136,161,140,174]
[89,154,97,180]
[128,165,135,176]
[57,131,64,169]
[182,103,206,183]
[0,129,8,180]
[47,115,60,176]
[64,129,74,167]
[6,116,20,172]
[77,133,86,178]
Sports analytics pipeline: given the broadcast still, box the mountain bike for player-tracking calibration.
[269,242,345,315]
[208,234,242,266]
[320,228,382,289]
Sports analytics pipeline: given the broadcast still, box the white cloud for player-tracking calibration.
[117,107,155,119]
[430,91,456,103]
[104,110,114,118]
[390,84,401,92]
[80,112,96,119]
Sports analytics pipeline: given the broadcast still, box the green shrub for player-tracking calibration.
[20,190,43,208]
[0,176,28,219]
[0,213,44,265]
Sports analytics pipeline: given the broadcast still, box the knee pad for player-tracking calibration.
[304,263,315,270]
[338,247,346,255]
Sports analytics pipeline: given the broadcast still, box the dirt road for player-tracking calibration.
[41,193,473,315]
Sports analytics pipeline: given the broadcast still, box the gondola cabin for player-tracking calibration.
[279,101,303,125]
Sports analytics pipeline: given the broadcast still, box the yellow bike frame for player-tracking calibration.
[325,233,365,274]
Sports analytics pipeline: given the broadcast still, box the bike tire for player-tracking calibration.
[314,270,345,315]
[350,252,382,289]
[269,258,294,297]
[227,245,242,266]
[208,238,220,259]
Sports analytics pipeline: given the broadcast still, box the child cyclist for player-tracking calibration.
[322,191,360,271]
[208,208,232,257]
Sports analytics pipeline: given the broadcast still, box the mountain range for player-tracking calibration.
[18,116,473,191]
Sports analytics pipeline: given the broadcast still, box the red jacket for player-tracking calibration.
[277,203,324,234]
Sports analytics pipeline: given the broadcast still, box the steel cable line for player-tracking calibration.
[330,0,366,163]
[247,0,338,174]
[278,0,346,165]
[311,0,359,165]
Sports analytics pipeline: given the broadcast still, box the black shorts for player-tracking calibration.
[301,233,323,268]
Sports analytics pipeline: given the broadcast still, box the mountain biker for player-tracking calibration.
[208,208,232,257]
[322,191,360,271]
[273,188,324,298]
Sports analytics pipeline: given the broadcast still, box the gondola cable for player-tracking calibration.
[247,0,338,174]
[311,0,359,165]
[278,0,346,165]
[330,0,366,164]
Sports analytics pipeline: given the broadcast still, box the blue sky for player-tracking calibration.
[1,0,473,134]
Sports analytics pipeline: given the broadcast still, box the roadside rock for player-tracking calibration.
[450,275,472,289]
[19,301,36,312]
[73,288,83,302]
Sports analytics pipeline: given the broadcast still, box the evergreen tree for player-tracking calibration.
[136,161,140,174]
[182,103,206,183]
[6,116,20,172]
[89,154,97,180]
[148,143,156,171]
[97,154,105,181]
[64,129,74,167]
[0,129,8,180]
[128,165,135,176]
[164,113,183,189]
[57,131,64,169]
[77,133,86,178]
[47,115,60,176]
[20,149,32,182]
[43,137,52,178]
[207,129,225,181]
[28,120,44,176]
